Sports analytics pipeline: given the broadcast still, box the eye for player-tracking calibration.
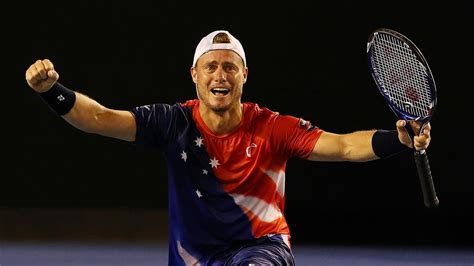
[205,64,217,72]
[223,64,237,72]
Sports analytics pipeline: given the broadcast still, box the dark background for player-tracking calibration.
[3,1,472,248]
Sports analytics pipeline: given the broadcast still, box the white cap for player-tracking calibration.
[192,30,246,67]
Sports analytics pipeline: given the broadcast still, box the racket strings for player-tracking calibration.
[371,33,433,118]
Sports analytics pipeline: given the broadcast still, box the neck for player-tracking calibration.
[199,103,243,135]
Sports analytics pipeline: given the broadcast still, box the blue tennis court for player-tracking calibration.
[1,242,473,265]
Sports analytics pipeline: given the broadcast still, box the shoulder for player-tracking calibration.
[132,100,195,122]
[244,102,280,122]
[180,99,199,108]
[244,102,307,127]
[249,103,320,132]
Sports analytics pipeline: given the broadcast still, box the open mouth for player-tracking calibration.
[211,88,230,96]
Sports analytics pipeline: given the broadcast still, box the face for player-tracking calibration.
[191,50,248,113]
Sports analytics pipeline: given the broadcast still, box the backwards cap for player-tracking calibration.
[192,30,246,67]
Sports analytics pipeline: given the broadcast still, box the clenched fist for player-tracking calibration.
[25,59,60,93]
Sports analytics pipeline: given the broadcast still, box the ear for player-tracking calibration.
[190,67,197,83]
[243,67,248,84]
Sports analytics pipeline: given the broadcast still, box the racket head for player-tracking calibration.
[367,28,437,131]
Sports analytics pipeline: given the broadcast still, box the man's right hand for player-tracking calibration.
[25,59,60,93]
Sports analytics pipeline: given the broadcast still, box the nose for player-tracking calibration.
[213,66,227,83]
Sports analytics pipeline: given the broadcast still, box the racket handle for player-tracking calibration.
[414,150,439,208]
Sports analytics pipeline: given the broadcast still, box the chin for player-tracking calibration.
[206,99,233,112]
[210,105,231,113]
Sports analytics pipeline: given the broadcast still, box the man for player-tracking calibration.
[25,30,431,265]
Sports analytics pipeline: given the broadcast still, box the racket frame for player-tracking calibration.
[366,28,439,208]
[367,28,437,139]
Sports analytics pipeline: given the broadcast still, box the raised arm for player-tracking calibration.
[307,120,431,162]
[25,59,136,142]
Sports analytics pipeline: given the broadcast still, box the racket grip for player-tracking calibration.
[414,151,439,208]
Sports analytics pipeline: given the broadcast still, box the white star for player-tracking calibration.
[202,169,208,175]
[194,136,204,147]
[180,151,187,162]
[209,157,220,168]
[196,189,203,198]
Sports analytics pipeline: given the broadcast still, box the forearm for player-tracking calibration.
[63,91,107,133]
[38,82,136,141]
[339,130,378,162]
[308,130,378,162]
[62,92,136,141]
[309,129,410,162]
[307,130,377,162]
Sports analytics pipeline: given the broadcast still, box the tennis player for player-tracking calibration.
[25,30,432,265]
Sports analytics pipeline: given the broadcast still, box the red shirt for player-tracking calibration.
[183,99,323,242]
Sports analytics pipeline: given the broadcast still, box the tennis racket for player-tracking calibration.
[367,28,439,208]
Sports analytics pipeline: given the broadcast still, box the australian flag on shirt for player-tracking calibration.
[131,102,255,265]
